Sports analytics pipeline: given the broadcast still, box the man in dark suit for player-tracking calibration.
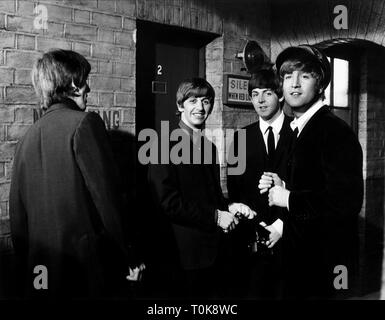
[147,78,255,299]
[268,45,363,299]
[227,69,294,299]
[9,50,143,299]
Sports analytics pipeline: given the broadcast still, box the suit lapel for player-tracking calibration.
[287,105,329,160]
[273,115,293,169]
[254,122,268,160]
[244,122,267,171]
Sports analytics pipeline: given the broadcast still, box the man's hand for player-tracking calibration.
[260,222,282,248]
[228,202,257,220]
[126,263,146,282]
[268,185,290,207]
[258,172,283,194]
[217,210,239,233]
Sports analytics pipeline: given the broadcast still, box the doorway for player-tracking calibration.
[134,21,218,296]
[323,43,361,134]
[135,20,218,188]
[136,20,217,134]
[321,40,385,297]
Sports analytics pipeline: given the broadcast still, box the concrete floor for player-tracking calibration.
[349,291,382,300]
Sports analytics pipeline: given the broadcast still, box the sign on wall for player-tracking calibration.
[33,108,121,130]
[223,74,252,107]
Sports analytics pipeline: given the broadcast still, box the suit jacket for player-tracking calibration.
[227,114,294,243]
[285,106,363,298]
[9,99,131,298]
[147,123,228,270]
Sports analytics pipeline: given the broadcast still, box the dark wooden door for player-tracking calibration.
[135,22,217,292]
[136,21,214,135]
[153,42,199,133]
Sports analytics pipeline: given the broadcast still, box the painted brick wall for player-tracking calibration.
[358,46,385,296]
[0,0,138,254]
[1,0,384,299]
[0,0,271,255]
[212,1,270,194]
[0,1,272,296]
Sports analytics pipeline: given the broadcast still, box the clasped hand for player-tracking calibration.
[258,172,290,208]
[126,263,146,282]
[228,202,257,219]
[258,172,283,194]
[217,203,257,233]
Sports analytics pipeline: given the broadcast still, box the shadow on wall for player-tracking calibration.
[108,128,179,300]
[108,129,137,203]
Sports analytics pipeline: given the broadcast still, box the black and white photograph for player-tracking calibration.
[0,0,384,312]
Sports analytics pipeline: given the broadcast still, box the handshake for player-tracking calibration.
[216,203,257,233]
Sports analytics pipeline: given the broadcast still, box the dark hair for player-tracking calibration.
[279,59,324,100]
[248,69,282,98]
[176,78,215,115]
[32,49,91,109]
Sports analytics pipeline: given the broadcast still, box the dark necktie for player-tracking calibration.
[293,127,299,138]
[267,126,275,167]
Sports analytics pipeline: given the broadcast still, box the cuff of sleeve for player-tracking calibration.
[272,219,283,236]
[215,209,219,226]
[286,191,290,210]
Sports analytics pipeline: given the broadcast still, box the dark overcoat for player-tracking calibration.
[10,99,131,298]
[285,106,363,298]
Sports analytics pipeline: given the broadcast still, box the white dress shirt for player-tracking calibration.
[259,110,285,153]
[290,99,324,136]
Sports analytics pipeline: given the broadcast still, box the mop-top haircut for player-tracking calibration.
[32,49,91,110]
[176,78,215,115]
[248,68,282,98]
[276,45,331,99]
[279,58,323,93]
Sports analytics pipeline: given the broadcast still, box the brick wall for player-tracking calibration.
[1,0,385,299]
[214,1,270,194]
[0,0,271,252]
[358,46,385,295]
[0,1,272,296]
[0,0,138,253]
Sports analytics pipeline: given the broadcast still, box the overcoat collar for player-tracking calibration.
[44,98,82,116]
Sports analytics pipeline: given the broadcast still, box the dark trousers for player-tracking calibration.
[247,245,284,300]
[172,266,220,299]
[170,236,235,299]
[229,241,284,300]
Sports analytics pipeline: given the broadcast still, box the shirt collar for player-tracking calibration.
[259,110,284,135]
[290,99,324,135]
